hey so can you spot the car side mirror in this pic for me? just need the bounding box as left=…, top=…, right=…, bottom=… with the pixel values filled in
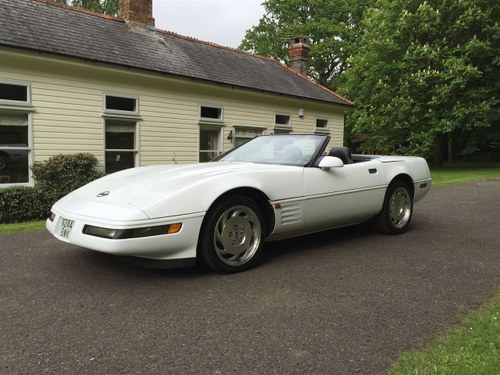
left=318, top=156, right=344, bottom=170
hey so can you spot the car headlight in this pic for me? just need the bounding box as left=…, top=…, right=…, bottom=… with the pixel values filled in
left=83, top=223, right=182, bottom=239
left=83, top=226, right=117, bottom=239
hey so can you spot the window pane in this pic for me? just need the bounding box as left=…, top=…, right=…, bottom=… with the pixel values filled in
left=0, top=114, right=29, bottom=184
left=199, top=129, right=220, bottom=162
left=200, top=106, right=222, bottom=120
left=235, top=138, right=249, bottom=147
left=274, top=129, right=290, bottom=135
left=234, top=128, right=263, bottom=147
left=275, top=114, right=290, bottom=126
left=105, top=120, right=136, bottom=173
left=105, top=151, right=135, bottom=174
left=199, top=151, right=217, bottom=162
left=0, top=83, right=28, bottom=102
left=316, top=119, right=328, bottom=128
left=105, top=96, right=136, bottom=112
left=200, top=129, right=218, bottom=151
left=105, top=121, right=135, bottom=150
left=0, top=149, right=29, bottom=183
left=0, top=124, right=29, bottom=146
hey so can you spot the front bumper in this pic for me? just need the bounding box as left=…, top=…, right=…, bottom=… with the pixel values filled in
left=46, top=208, right=205, bottom=261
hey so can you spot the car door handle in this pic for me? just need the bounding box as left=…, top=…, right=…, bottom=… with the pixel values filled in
left=369, top=168, right=377, bottom=174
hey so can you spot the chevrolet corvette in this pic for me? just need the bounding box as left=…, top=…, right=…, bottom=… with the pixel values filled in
left=47, top=134, right=431, bottom=273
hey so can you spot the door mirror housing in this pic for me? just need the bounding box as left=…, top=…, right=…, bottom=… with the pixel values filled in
left=318, top=156, right=344, bottom=170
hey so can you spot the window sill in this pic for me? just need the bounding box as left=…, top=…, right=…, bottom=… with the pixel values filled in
left=102, top=112, right=142, bottom=120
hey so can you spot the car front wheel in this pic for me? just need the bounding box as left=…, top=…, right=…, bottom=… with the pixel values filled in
left=198, top=196, right=265, bottom=273
left=372, top=180, right=413, bottom=234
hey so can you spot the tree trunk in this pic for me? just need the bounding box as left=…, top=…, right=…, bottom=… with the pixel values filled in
left=447, top=136, right=454, bottom=164
left=432, top=134, right=446, bottom=167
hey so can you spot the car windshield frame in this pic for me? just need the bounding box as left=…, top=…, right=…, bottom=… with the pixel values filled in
left=214, top=134, right=330, bottom=167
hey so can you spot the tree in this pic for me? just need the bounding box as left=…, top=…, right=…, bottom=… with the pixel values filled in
left=54, top=0, right=119, bottom=16
left=239, top=0, right=375, bottom=88
left=339, top=0, right=499, bottom=163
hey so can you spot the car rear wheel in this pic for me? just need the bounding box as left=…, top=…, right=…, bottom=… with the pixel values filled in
left=198, top=195, right=265, bottom=273
left=372, top=180, right=413, bottom=234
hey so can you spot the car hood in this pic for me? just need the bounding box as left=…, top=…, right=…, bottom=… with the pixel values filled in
left=58, top=162, right=303, bottom=219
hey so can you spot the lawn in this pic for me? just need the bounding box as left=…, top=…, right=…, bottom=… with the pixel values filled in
left=431, top=162, right=500, bottom=186
left=0, top=219, right=46, bottom=234
left=389, top=290, right=499, bottom=375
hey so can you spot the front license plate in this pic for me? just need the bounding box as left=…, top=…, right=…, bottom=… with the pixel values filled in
left=60, top=217, right=75, bottom=239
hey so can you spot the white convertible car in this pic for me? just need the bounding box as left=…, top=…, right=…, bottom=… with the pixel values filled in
left=47, top=134, right=431, bottom=273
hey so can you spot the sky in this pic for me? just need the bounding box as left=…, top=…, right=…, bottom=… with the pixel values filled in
left=153, top=0, right=266, bottom=49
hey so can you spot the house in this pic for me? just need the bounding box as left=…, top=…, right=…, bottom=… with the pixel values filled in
left=0, top=0, right=352, bottom=186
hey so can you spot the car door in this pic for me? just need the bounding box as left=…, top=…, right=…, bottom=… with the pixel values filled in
left=303, top=159, right=387, bottom=231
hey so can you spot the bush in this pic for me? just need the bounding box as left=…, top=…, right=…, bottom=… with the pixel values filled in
left=31, top=152, right=103, bottom=203
left=0, top=153, right=104, bottom=224
left=0, top=186, right=48, bottom=223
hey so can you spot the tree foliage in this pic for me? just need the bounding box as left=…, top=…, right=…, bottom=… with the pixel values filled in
left=339, top=0, right=499, bottom=162
left=239, top=0, right=375, bottom=87
left=54, top=0, right=119, bottom=16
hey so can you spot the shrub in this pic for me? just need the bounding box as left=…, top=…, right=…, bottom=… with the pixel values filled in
left=0, top=186, right=48, bottom=223
left=0, top=153, right=104, bottom=224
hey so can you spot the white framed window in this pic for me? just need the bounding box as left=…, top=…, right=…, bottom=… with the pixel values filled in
left=200, top=105, right=223, bottom=122
left=104, top=120, right=138, bottom=173
left=315, top=118, right=329, bottom=134
left=0, top=81, right=31, bottom=105
left=104, top=93, right=139, bottom=115
left=199, top=127, right=222, bottom=162
left=233, top=126, right=264, bottom=147
left=102, top=93, right=140, bottom=173
left=274, top=113, right=291, bottom=133
left=0, top=80, right=33, bottom=186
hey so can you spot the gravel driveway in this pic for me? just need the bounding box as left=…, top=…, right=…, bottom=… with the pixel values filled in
left=1, top=180, right=499, bottom=374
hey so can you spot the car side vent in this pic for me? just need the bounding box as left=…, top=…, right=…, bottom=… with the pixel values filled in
left=280, top=203, right=301, bottom=226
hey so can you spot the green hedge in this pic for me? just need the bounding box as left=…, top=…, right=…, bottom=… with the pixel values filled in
left=0, top=186, right=49, bottom=223
left=0, top=153, right=103, bottom=224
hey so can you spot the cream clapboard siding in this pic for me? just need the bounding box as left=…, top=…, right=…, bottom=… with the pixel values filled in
left=1, top=49, right=345, bottom=171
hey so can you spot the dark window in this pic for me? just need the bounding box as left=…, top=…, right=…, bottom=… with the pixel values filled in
left=105, top=120, right=136, bottom=173
left=275, top=114, right=291, bottom=126
left=0, top=83, right=28, bottom=102
left=0, top=114, right=30, bottom=184
left=105, top=96, right=137, bottom=112
left=199, top=128, right=221, bottom=162
left=200, top=106, right=222, bottom=120
left=316, top=119, right=328, bottom=128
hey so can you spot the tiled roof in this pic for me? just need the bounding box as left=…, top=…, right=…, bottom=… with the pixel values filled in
left=0, top=0, right=352, bottom=106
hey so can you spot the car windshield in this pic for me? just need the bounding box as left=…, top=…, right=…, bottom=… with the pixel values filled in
left=215, top=134, right=329, bottom=166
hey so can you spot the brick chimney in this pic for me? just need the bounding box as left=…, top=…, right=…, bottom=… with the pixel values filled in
left=119, top=0, right=155, bottom=28
left=289, top=37, right=310, bottom=76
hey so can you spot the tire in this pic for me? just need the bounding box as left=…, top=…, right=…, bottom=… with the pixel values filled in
left=198, top=195, right=265, bottom=273
left=372, top=180, right=413, bottom=234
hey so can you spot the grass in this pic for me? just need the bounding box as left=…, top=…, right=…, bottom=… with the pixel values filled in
left=0, top=220, right=46, bottom=234
left=389, top=291, right=500, bottom=375
left=430, top=162, right=500, bottom=186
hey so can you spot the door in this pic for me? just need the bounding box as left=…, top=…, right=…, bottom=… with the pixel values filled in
left=303, top=160, right=386, bottom=230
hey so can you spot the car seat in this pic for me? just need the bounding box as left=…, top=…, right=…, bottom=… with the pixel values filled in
left=329, top=147, right=352, bottom=164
